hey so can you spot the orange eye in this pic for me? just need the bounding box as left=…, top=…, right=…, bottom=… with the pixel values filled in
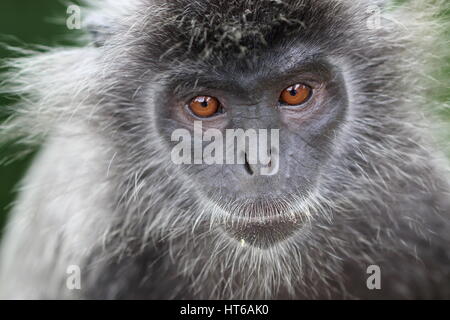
left=280, top=84, right=312, bottom=106
left=189, top=96, right=220, bottom=118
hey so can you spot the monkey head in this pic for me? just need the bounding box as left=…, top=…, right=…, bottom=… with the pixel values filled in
left=96, top=0, right=359, bottom=249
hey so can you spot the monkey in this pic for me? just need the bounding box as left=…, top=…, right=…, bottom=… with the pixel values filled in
left=0, top=0, right=449, bottom=299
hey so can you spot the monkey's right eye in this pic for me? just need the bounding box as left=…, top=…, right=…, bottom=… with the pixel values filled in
left=188, top=96, right=221, bottom=118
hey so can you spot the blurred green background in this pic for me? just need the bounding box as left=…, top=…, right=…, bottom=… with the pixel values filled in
left=0, top=1, right=448, bottom=236
left=0, top=0, right=74, bottom=233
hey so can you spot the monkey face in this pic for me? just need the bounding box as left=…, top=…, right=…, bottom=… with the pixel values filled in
left=84, top=0, right=365, bottom=251
left=102, top=0, right=357, bottom=249
left=151, top=47, right=349, bottom=248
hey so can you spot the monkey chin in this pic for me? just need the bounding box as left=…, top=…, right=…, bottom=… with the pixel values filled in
left=221, top=213, right=305, bottom=249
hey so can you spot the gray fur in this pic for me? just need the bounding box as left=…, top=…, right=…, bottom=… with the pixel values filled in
left=0, top=0, right=449, bottom=299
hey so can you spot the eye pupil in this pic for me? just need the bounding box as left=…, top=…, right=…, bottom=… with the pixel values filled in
left=289, top=89, right=297, bottom=96
left=201, top=100, right=208, bottom=107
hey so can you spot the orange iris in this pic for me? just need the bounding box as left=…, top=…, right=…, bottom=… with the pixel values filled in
left=189, top=96, right=220, bottom=118
left=280, top=84, right=312, bottom=106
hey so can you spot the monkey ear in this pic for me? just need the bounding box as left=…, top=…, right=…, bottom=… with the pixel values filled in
left=85, top=20, right=114, bottom=47
left=368, top=0, right=392, bottom=8
left=82, top=0, right=138, bottom=47
left=83, top=5, right=118, bottom=47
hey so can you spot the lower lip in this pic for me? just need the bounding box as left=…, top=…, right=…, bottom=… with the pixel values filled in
left=222, top=214, right=304, bottom=249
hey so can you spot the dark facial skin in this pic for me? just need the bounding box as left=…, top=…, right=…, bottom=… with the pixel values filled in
left=155, top=45, right=349, bottom=248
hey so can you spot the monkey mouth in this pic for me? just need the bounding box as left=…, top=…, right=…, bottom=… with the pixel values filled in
left=216, top=199, right=307, bottom=249
left=223, top=215, right=304, bottom=249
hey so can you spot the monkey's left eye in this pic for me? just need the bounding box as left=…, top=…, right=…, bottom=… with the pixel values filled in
left=188, top=96, right=221, bottom=118
left=280, top=84, right=312, bottom=106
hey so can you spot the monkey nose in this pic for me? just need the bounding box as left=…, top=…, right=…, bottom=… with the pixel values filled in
left=243, top=149, right=278, bottom=176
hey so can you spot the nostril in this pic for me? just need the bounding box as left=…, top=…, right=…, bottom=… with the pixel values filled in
left=244, top=153, right=254, bottom=176
left=268, top=149, right=272, bottom=168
